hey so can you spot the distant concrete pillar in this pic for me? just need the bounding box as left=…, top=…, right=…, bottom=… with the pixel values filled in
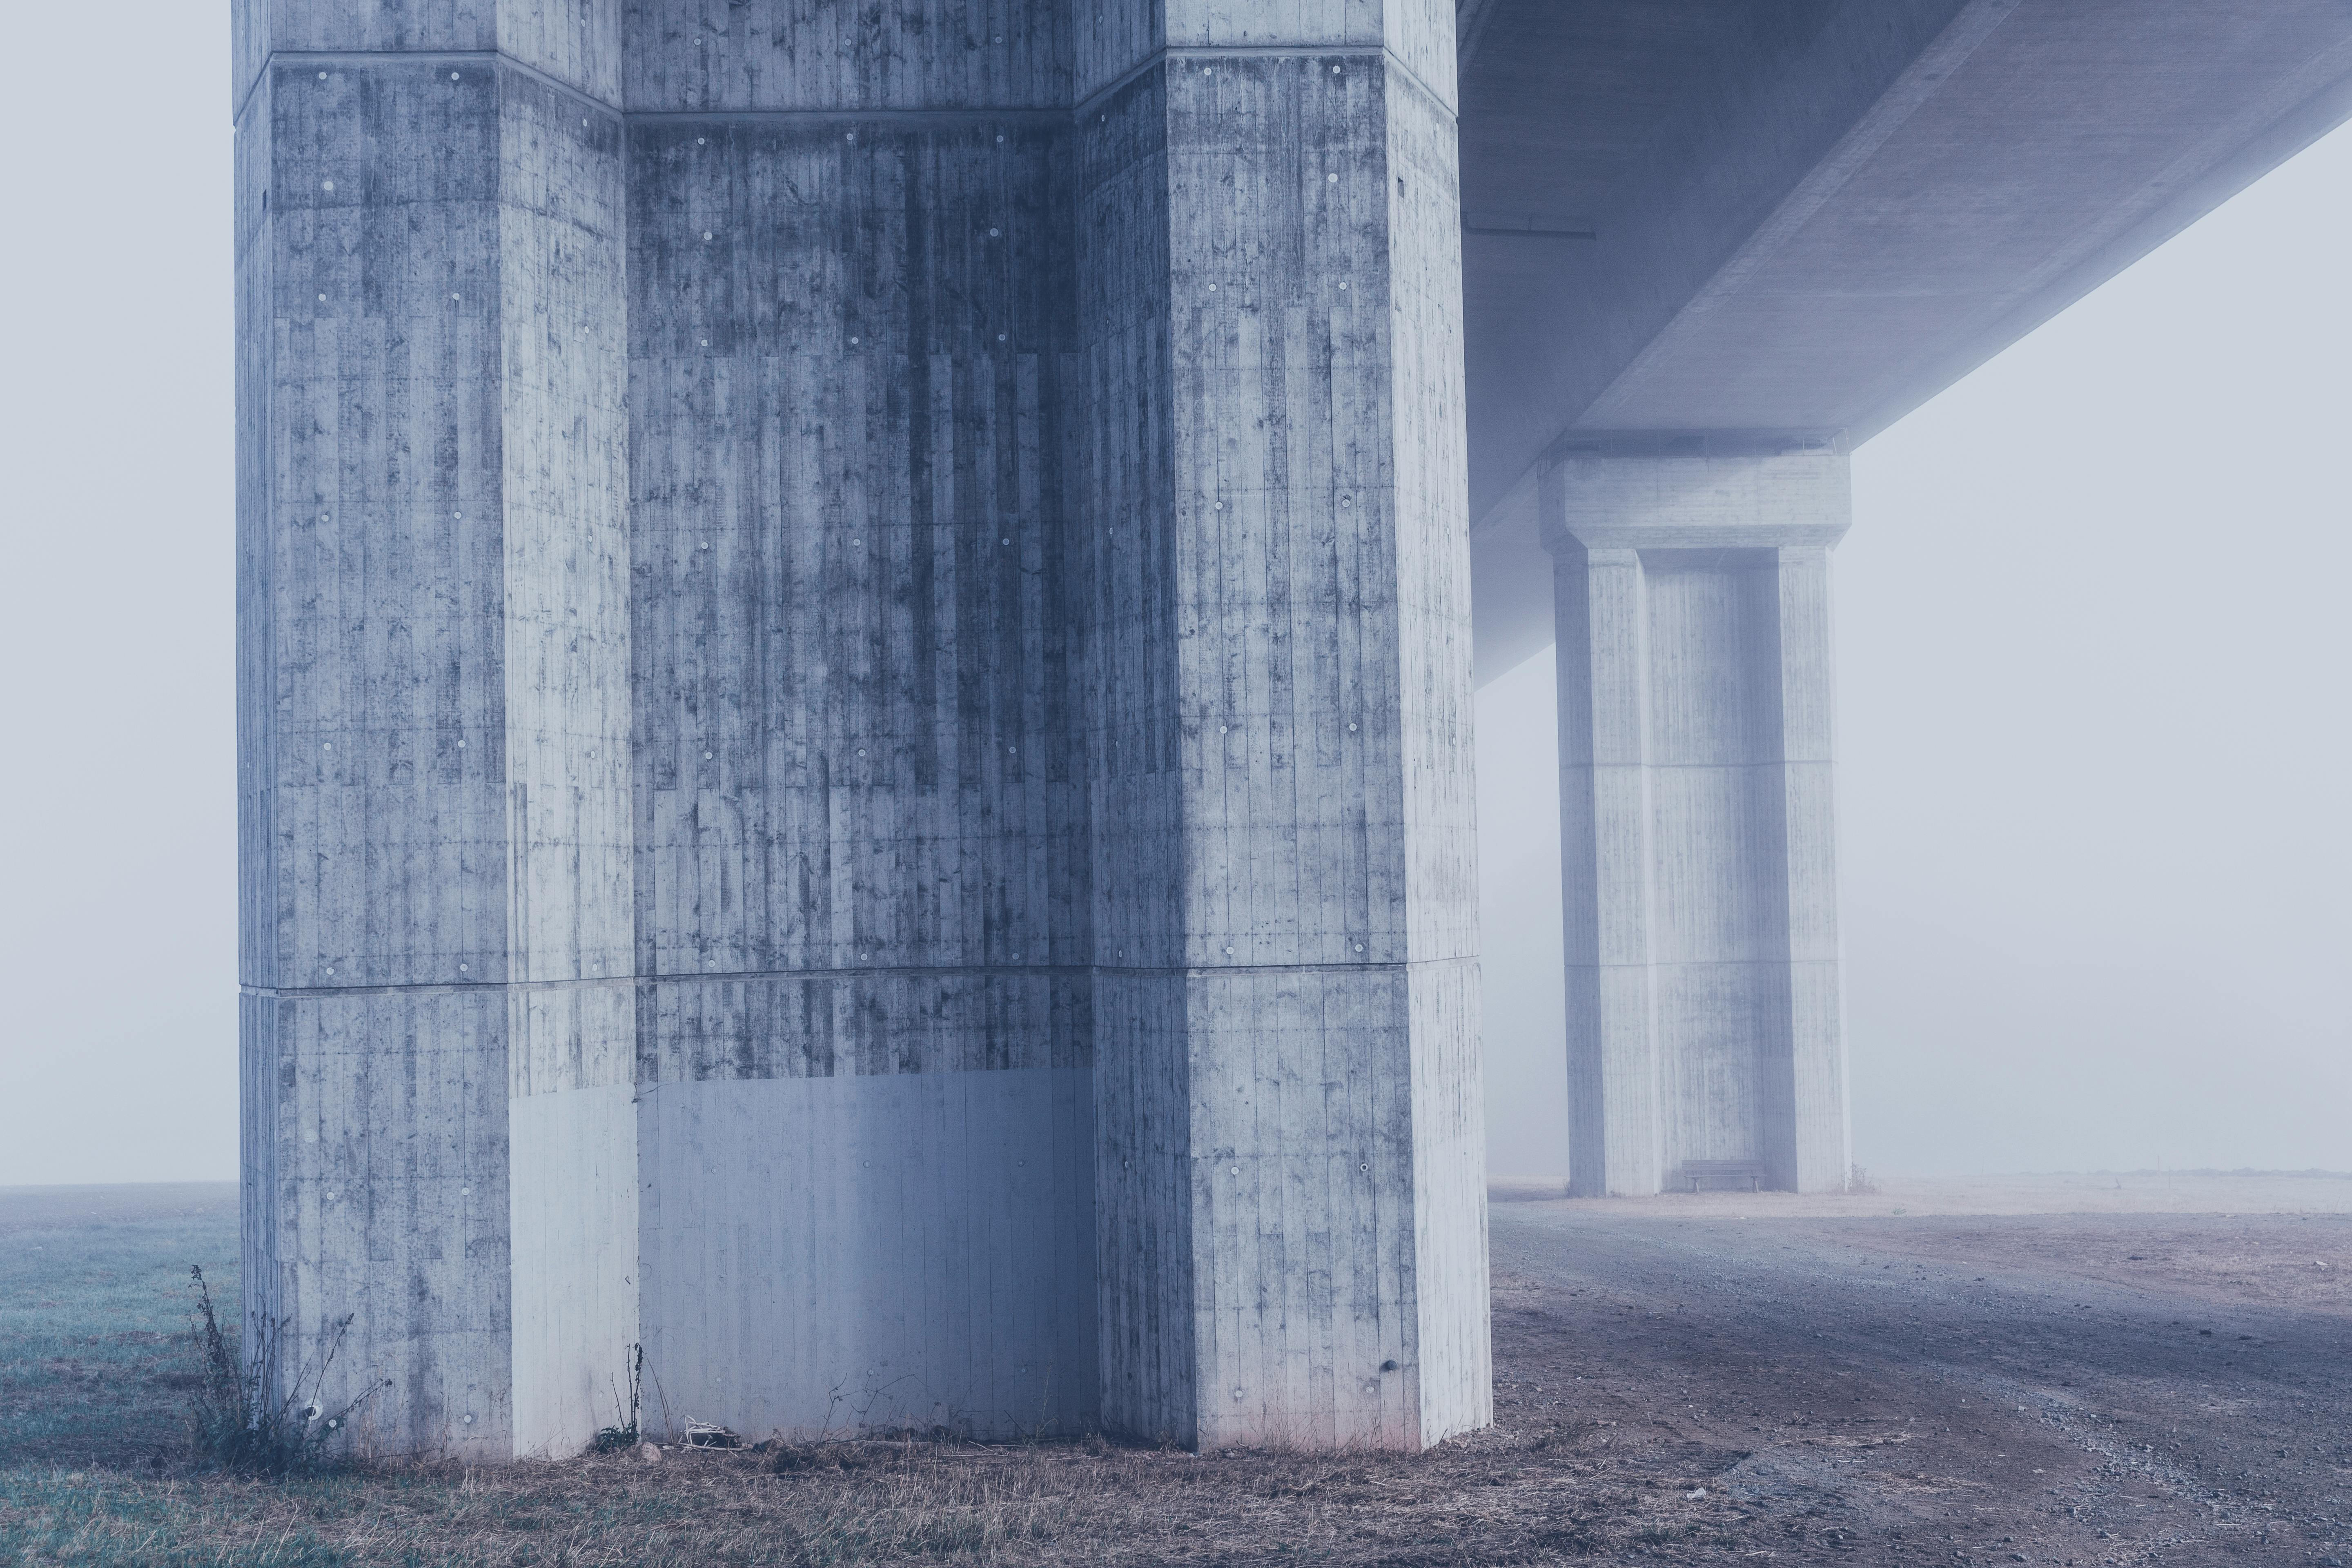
left=1078, top=4, right=1491, bottom=1450
left=234, top=2, right=635, bottom=1459
left=1543, top=449, right=1852, bottom=1197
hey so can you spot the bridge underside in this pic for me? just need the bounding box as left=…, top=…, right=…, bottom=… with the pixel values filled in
left=232, top=0, right=2352, bottom=1458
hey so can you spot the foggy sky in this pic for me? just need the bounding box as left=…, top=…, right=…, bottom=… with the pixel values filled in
left=0, top=5, right=2343, bottom=1185
left=1481, top=118, right=2352, bottom=1178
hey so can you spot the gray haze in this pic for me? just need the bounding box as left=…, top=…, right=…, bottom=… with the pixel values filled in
left=1483, top=118, right=2352, bottom=1179
left=0, top=7, right=2344, bottom=1185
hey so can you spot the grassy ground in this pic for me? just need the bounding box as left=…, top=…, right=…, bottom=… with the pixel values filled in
left=30, top=1179, right=2334, bottom=1564
left=0, top=1185, right=1748, bottom=1567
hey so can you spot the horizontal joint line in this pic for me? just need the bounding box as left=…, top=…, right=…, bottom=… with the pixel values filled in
left=246, top=49, right=622, bottom=127
left=241, top=956, right=1470, bottom=999
left=1074, top=43, right=1453, bottom=128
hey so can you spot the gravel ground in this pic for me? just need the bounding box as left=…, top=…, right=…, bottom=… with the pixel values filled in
left=1491, top=1178, right=2352, bottom=1565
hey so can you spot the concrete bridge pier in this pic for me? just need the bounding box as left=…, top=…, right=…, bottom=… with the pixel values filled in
left=234, top=0, right=1491, bottom=1459
left=1542, top=448, right=1853, bottom=1197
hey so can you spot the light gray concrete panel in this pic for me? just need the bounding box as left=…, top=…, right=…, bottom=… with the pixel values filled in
left=624, top=115, right=1085, bottom=982
left=1077, top=0, right=1458, bottom=104
left=1545, top=454, right=1850, bottom=1195
left=1406, top=957, right=1491, bottom=1446
left=509, top=1076, right=638, bottom=1454
left=1771, top=545, right=1851, bottom=1194
left=1549, top=528, right=1663, bottom=1198
left=635, top=1069, right=1094, bottom=1439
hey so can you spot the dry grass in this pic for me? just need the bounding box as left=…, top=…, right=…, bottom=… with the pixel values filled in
left=1, top=1437, right=1751, bottom=1567
left=0, top=1188, right=1765, bottom=1565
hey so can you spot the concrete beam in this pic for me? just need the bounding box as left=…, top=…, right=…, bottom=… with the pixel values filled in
left=1463, top=0, right=2352, bottom=685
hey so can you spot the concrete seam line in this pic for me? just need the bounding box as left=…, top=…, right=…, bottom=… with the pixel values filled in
left=239, top=48, right=621, bottom=129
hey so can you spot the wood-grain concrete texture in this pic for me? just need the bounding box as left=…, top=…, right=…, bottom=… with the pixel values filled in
left=621, top=5, right=1098, bottom=1438
left=237, top=0, right=1488, bottom=1458
left=1541, top=452, right=1850, bottom=1198
left=1077, top=0, right=1487, bottom=1451
left=236, top=0, right=636, bottom=1459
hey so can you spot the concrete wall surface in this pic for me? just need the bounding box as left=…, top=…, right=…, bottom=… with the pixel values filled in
left=236, top=0, right=1489, bottom=1457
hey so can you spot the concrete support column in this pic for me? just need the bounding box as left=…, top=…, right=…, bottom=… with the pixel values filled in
left=234, top=1, right=634, bottom=1459
left=1077, top=0, right=1491, bottom=1450
left=1543, top=450, right=1852, bottom=1196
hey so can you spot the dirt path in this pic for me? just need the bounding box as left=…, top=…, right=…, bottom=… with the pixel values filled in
left=1492, top=1195, right=2352, bottom=1564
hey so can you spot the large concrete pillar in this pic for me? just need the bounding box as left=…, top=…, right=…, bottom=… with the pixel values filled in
left=238, top=0, right=1487, bottom=1458
left=1077, top=2, right=1490, bottom=1450
left=234, top=2, right=636, bottom=1458
left=1544, top=448, right=1851, bottom=1197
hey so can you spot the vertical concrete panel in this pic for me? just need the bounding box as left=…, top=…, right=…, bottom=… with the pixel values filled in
left=1081, top=2, right=1488, bottom=1451
left=1544, top=453, right=1851, bottom=1195
left=495, top=61, right=642, bottom=1459
left=238, top=49, right=519, bottom=1460
left=509, top=1076, right=638, bottom=1453
left=241, top=992, right=512, bottom=1457
left=1550, top=531, right=1664, bottom=1197
left=238, top=8, right=633, bottom=1458
left=1644, top=555, right=1786, bottom=1181
left=621, top=5, right=1097, bottom=1439
left=1773, top=545, right=1851, bottom=1192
